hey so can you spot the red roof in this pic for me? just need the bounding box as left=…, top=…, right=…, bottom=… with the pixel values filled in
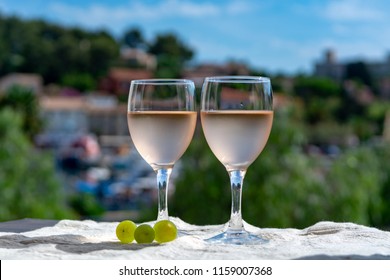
left=108, top=68, right=153, bottom=82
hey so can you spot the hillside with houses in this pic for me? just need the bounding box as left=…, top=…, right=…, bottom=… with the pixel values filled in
left=2, top=15, right=390, bottom=227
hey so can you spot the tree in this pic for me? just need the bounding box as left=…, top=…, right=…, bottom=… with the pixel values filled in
left=344, top=61, right=374, bottom=89
left=121, top=27, right=146, bottom=49
left=148, top=33, right=194, bottom=78
left=0, top=108, right=76, bottom=221
left=61, top=72, right=96, bottom=92
left=293, top=76, right=342, bottom=124
left=0, top=85, right=43, bottom=140
left=87, top=31, right=120, bottom=78
left=0, top=15, right=120, bottom=85
left=294, top=76, right=341, bottom=99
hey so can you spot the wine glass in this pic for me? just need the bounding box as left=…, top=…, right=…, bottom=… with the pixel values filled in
left=127, top=79, right=196, bottom=221
left=200, top=76, right=273, bottom=244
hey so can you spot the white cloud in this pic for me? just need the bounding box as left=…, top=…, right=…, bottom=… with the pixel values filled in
left=48, top=0, right=228, bottom=24
left=45, top=0, right=256, bottom=32
left=225, top=0, right=253, bottom=15
left=163, top=0, right=220, bottom=17
left=322, top=0, right=385, bottom=21
left=47, top=0, right=258, bottom=26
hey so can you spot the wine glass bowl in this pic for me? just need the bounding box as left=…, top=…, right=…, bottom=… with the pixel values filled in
left=200, top=76, right=273, bottom=244
left=127, top=79, right=196, bottom=221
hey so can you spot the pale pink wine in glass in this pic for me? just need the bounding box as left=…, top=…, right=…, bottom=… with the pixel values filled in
left=200, top=76, right=273, bottom=245
left=128, top=111, right=197, bottom=170
left=201, top=110, right=273, bottom=172
left=127, top=79, right=196, bottom=221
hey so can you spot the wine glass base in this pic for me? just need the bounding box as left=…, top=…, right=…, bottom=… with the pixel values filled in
left=205, top=230, right=268, bottom=245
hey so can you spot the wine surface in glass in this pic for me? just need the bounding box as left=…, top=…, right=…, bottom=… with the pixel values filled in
left=128, top=111, right=197, bottom=169
left=201, top=110, right=273, bottom=171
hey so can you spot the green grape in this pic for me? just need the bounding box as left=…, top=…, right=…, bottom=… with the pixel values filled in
left=134, top=224, right=155, bottom=244
left=153, top=220, right=178, bottom=243
left=116, top=220, right=137, bottom=244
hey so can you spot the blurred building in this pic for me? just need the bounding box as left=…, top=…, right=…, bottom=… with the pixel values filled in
left=314, top=49, right=390, bottom=98
left=314, top=49, right=390, bottom=80
left=37, top=95, right=128, bottom=148
left=87, top=97, right=128, bottom=136
left=313, top=49, right=345, bottom=82
left=120, top=47, right=157, bottom=70
left=183, top=62, right=250, bottom=86
left=99, top=67, right=153, bottom=96
left=366, top=53, right=390, bottom=79
left=0, top=73, right=43, bottom=94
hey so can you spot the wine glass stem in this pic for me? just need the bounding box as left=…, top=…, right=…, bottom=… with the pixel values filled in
left=156, top=168, right=172, bottom=221
left=228, top=170, right=246, bottom=231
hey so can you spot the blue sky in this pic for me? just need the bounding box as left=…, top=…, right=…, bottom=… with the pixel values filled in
left=1, top=0, right=390, bottom=74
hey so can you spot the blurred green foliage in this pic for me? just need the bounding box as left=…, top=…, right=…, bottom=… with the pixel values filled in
left=0, top=15, right=119, bottom=84
left=0, top=108, right=76, bottom=221
left=61, top=72, right=96, bottom=92
left=0, top=87, right=102, bottom=221
left=148, top=33, right=194, bottom=78
left=69, top=193, right=105, bottom=219
left=0, top=85, right=43, bottom=140
left=0, top=15, right=194, bottom=85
